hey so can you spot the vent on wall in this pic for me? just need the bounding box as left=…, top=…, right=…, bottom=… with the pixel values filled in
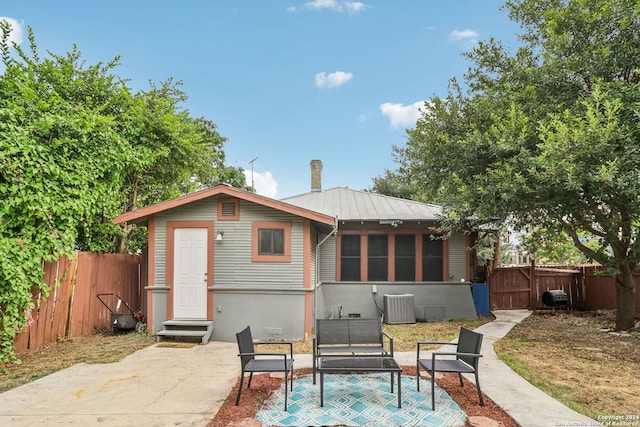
left=383, top=294, right=416, bottom=324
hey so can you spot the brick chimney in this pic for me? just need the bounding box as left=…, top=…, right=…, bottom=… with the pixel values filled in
left=310, top=159, right=323, bottom=192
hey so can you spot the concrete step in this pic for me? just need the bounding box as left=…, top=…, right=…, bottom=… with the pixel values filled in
left=162, top=320, right=213, bottom=327
left=156, top=320, right=214, bottom=345
left=162, top=321, right=213, bottom=332
left=156, top=330, right=208, bottom=337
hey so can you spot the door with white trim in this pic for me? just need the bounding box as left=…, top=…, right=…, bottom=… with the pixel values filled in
left=173, top=228, right=208, bottom=319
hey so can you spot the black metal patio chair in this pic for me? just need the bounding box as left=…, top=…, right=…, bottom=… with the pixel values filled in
left=235, top=326, right=294, bottom=411
left=416, top=326, right=485, bottom=410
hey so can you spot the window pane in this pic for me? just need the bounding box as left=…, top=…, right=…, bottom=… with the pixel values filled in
left=422, top=234, right=443, bottom=281
left=423, top=235, right=443, bottom=256
left=395, top=258, right=415, bottom=281
left=423, top=258, right=443, bottom=281
left=258, top=229, right=284, bottom=255
left=368, top=235, right=388, bottom=256
left=341, top=235, right=361, bottom=256
left=272, top=229, right=284, bottom=254
left=258, top=229, right=271, bottom=253
left=368, top=235, right=388, bottom=281
left=395, top=234, right=415, bottom=281
left=341, top=235, right=361, bottom=281
left=368, top=259, right=388, bottom=281
left=395, top=234, right=415, bottom=256
left=341, top=259, right=360, bottom=281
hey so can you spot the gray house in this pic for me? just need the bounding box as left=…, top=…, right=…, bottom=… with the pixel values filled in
left=114, top=160, right=478, bottom=343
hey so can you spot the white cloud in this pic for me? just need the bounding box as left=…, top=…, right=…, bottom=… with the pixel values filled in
left=291, top=0, right=368, bottom=15
left=306, top=0, right=341, bottom=10
left=449, top=29, right=478, bottom=41
left=0, top=17, right=24, bottom=45
left=379, top=101, right=425, bottom=129
left=315, top=71, right=353, bottom=89
left=243, top=169, right=278, bottom=198
left=343, top=2, right=367, bottom=14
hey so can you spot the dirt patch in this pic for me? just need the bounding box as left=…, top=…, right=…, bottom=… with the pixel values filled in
left=494, top=309, right=640, bottom=419
left=0, top=329, right=155, bottom=393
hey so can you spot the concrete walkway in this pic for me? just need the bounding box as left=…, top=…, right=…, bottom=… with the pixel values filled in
left=0, top=341, right=240, bottom=426
left=0, top=310, right=600, bottom=426
left=467, top=310, right=598, bottom=427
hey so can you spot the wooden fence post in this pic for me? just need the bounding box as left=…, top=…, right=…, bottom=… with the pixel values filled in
left=529, top=258, right=536, bottom=310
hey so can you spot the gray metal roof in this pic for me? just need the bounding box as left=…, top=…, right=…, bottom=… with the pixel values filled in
left=281, top=187, right=443, bottom=222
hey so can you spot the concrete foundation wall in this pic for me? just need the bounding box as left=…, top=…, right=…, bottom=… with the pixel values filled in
left=211, top=289, right=307, bottom=342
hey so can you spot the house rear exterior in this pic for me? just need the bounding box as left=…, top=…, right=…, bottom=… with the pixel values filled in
left=114, top=161, right=479, bottom=343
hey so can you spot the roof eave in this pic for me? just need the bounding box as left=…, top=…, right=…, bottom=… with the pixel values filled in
left=114, top=184, right=336, bottom=226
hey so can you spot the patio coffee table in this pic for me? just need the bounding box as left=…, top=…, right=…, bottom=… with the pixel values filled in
left=317, top=356, right=403, bottom=408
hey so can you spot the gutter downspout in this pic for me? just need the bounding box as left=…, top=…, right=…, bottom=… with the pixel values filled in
left=313, top=216, right=339, bottom=331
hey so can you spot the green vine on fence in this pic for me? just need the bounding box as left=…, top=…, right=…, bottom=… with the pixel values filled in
left=0, top=24, right=128, bottom=363
left=0, top=18, right=247, bottom=362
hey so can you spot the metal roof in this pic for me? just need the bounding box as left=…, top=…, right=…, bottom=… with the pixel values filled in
left=281, top=187, right=443, bottom=222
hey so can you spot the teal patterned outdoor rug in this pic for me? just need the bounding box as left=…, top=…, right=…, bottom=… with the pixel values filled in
left=256, top=373, right=467, bottom=427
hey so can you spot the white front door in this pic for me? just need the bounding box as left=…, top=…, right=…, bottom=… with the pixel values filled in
left=173, top=228, right=208, bottom=319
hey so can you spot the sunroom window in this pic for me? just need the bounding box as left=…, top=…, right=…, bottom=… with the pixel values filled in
left=340, top=234, right=361, bottom=281
left=422, top=234, right=443, bottom=281
left=395, top=234, right=416, bottom=281
left=367, top=234, right=388, bottom=281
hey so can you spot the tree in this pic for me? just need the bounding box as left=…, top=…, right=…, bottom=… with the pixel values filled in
left=394, top=0, right=640, bottom=330
left=369, top=169, right=416, bottom=200
left=114, top=79, right=247, bottom=253
left=0, top=24, right=134, bottom=361
left=0, top=23, right=247, bottom=361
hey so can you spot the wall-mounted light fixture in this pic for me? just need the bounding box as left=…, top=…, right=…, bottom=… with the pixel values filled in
left=216, top=230, right=224, bottom=241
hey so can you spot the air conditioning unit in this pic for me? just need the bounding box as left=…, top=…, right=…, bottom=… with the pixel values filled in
left=383, top=294, right=416, bottom=324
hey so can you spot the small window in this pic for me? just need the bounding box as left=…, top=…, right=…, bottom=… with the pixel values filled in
left=258, top=228, right=284, bottom=255
left=252, top=222, right=291, bottom=262
left=217, top=198, right=239, bottom=220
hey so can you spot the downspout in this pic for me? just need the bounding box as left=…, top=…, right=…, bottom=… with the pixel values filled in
left=313, top=216, right=339, bottom=330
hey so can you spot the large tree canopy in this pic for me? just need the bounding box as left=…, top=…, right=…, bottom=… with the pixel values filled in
left=0, top=24, right=246, bottom=362
left=393, top=0, right=640, bottom=330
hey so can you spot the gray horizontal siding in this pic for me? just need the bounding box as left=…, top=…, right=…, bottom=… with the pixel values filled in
left=153, top=198, right=309, bottom=288
left=448, top=233, right=467, bottom=282
left=213, top=201, right=305, bottom=287
left=318, top=233, right=337, bottom=283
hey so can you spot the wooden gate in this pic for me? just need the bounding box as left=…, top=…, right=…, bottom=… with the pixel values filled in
left=488, top=266, right=532, bottom=309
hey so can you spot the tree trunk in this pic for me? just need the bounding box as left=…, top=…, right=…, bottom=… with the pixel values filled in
left=117, top=223, right=133, bottom=254
left=614, top=261, right=637, bottom=331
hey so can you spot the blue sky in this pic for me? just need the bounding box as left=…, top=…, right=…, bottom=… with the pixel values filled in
left=2, top=1, right=520, bottom=199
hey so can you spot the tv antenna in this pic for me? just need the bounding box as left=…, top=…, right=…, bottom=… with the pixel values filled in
left=248, top=157, right=258, bottom=189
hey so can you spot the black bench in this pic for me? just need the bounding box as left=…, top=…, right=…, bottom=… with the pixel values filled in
left=312, top=317, right=394, bottom=384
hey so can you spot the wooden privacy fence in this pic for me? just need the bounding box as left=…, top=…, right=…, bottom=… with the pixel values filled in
left=13, top=252, right=143, bottom=354
left=487, top=264, right=640, bottom=312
